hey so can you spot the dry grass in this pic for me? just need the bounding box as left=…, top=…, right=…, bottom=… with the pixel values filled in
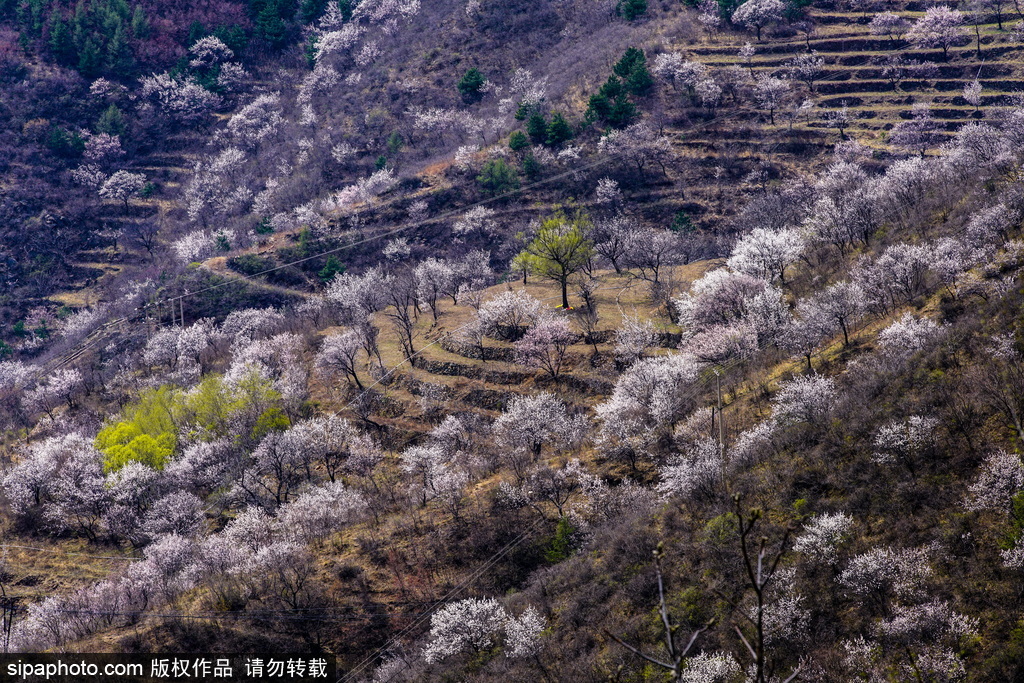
left=2, top=537, right=137, bottom=601
left=307, top=261, right=724, bottom=425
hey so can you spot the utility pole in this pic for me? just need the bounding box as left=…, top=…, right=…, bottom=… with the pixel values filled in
left=717, top=369, right=726, bottom=484
left=0, top=551, right=14, bottom=653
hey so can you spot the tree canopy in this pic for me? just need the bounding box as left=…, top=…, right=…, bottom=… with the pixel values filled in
left=516, top=212, right=595, bottom=309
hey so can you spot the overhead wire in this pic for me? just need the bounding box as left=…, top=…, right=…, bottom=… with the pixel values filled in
left=27, top=48, right=900, bottom=383
left=10, top=44, right=999, bottom=668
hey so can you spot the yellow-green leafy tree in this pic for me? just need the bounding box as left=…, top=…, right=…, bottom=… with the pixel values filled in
left=95, top=386, right=179, bottom=472
left=516, top=212, right=595, bottom=309
left=96, top=372, right=290, bottom=473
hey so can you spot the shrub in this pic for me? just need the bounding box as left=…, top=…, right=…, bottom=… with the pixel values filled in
left=526, top=112, right=548, bottom=144
left=96, top=374, right=289, bottom=473
left=228, top=254, right=273, bottom=276
left=545, top=113, right=574, bottom=147
left=46, top=127, right=85, bottom=159
left=476, top=158, right=520, bottom=195
left=616, top=0, right=648, bottom=20
left=318, top=256, right=345, bottom=282
left=95, top=386, right=179, bottom=473
left=545, top=517, right=577, bottom=562
left=255, top=217, right=274, bottom=235
left=671, top=210, right=695, bottom=233
left=522, top=152, right=542, bottom=180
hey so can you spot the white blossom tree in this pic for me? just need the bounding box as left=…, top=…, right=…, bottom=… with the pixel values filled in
left=869, top=11, right=910, bottom=44
left=792, top=512, right=854, bottom=566
left=657, top=437, right=722, bottom=501
left=615, top=315, right=658, bottom=366
left=400, top=443, right=449, bottom=506
left=596, top=353, right=702, bottom=466
left=732, top=0, right=786, bottom=41
left=727, top=227, right=805, bottom=286
left=852, top=243, right=931, bottom=312
left=3, top=433, right=93, bottom=518
left=188, top=36, right=234, bottom=68
left=423, top=598, right=510, bottom=663
left=83, top=133, right=124, bottom=165
left=138, top=73, right=221, bottom=125
left=227, top=93, right=284, bottom=148
left=142, top=491, right=205, bottom=538
left=877, top=313, right=941, bottom=362
left=590, top=214, right=635, bottom=274
left=963, top=78, right=982, bottom=112
left=674, top=269, right=769, bottom=332
left=476, top=289, right=545, bottom=341
left=497, top=392, right=586, bottom=455
left=907, top=6, right=967, bottom=60
left=504, top=606, right=546, bottom=659
left=317, top=329, right=366, bottom=390
left=414, top=258, right=457, bottom=320
left=786, top=51, right=825, bottom=92
left=684, top=320, right=759, bottom=366
left=753, top=75, right=791, bottom=124
left=25, top=368, right=83, bottom=419
left=839, top=546, right=931, bottom=610
left=965, top=450, right=1024, bottom=512
left=99, top=171, right=147, bottom=210
left=890, top=103, right=943, bottom=156
left=277, top=481, right=366, bottom=542
left=598, top=122, right=672, bottom=176
left=872, top=415, right=939, bottom=474
left=42, top=445, right=110, bottom=541
left=771, top=374, right=837, bottom=425
left=624, top=228, right=690, bottom=288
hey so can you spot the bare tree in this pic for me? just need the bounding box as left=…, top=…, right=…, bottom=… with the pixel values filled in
left=605, top=543, right=714, bottom=680
left=383, top=271, right=419, bottom=363
left=725, top=496, right=799, bottom=683
left=124, top=221, right=161, bottom=261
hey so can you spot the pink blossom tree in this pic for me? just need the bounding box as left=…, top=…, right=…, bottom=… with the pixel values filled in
left=514, top=316, right=577, bottom=379
left=907, top=6, right=967, bottom=60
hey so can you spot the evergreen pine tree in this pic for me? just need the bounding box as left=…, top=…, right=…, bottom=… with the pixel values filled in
left=546, top=113, right=574, bottom=147
left=526, top=112, right=548, bottom=144
left=48, top=13, right=76, bottom=66
left=97, top=103, right=126, bottom=137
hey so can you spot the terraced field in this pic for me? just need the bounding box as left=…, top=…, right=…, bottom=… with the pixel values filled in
left=692, top=7, right=1024, bottom=142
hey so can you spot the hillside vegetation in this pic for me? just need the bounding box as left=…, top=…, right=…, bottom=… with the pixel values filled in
left=4, top=0, right=1024, bottom=681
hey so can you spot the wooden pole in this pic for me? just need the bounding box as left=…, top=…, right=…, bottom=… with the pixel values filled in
left=717, top=370, right=726, bottom=484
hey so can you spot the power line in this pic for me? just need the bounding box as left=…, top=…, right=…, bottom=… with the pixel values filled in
left=9, top=50, right=996, bottom=664
left=0, top=544, right=141, bottom=562
left=339, top=517, right=546, bottom=683
left=27, top=50, right=903, bottom=384
left=143, top=106, right=759, bottom=311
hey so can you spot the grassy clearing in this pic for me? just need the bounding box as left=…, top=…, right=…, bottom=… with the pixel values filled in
left=310, top=262, right=722, bottom=424
left=2, top=538, right=138, bottom=600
